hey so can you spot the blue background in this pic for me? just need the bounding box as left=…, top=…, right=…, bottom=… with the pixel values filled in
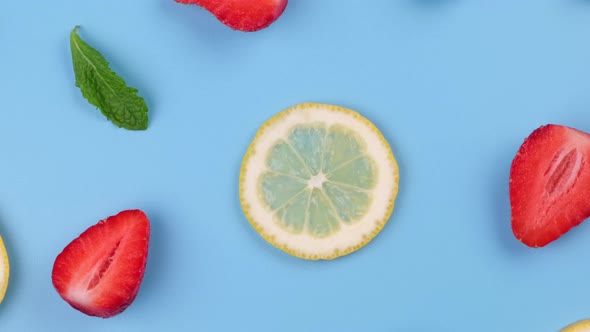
left=1, top=0, right=590, bottom=331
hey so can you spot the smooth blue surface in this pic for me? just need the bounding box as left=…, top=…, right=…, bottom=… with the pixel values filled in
left=1, top=0, right=590, bottom=331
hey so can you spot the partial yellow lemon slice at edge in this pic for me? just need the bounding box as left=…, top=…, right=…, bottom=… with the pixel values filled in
left=0, top=234, right=9, bottom=304
left=239, top=102, right=399, bottom=260
left=562, top=320, right=590, bottom=332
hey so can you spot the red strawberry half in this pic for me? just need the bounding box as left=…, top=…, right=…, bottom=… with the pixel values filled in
left=52, top=210, right=150, bottom=318
left=175, top=0, right=288, bottom=32
left=510, top=124, right=590, bottom=247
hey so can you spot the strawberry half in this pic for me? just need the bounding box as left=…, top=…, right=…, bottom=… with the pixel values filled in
left=175, top=0, right=288, bottom=32
left=52, top=210, right=150, bottom=318
left=510, top=124, right=590, bottom=247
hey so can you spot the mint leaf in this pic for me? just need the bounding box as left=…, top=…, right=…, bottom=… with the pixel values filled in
left=70, top=26, right=148, bottom=130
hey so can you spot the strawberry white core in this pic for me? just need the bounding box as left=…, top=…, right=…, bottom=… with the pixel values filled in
left=63, top=239, right=122, bottom=308
left=65, top=287, right=93, bottom=308
left=544, top=148, right=583, bottom=197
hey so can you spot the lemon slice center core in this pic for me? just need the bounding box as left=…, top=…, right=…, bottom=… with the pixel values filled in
left=308, top=173, right=327, bottom=189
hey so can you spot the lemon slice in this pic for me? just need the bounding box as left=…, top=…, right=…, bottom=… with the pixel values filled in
left=562, top=320, right=590, bottom=332
left=0, top=234, right=9, bottom=304
left=239, top=103, right=399, bottom=260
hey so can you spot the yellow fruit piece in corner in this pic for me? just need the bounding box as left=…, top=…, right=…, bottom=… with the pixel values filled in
left=0, top=234, right=8, bottom=304
left=562, top=319, right=590, bottom=332
left=239, top=102, right=400, bottom=260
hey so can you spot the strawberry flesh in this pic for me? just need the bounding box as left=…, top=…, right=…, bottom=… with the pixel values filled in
left=175, top=0, right=288, bottom=32
left=52, top=210, right=150, bottom=318
left=510, top=124, right=590, bottom=247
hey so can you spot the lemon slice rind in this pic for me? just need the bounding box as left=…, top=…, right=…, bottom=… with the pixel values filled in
left=0, top=234, right=9, bottom=304
left=239, top=102, right=399, bottom=260
left=562, top=320, right=590, bottom=332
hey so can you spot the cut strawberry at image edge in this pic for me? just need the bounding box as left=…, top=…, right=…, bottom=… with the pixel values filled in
left=509, top=124, right=590, bottom=248
left=175, top=0, right=288, bottom=32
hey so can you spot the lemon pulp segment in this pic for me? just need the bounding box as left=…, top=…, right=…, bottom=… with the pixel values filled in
left=240, top=103, right=399, bottom=260
left=261, top=123, right=375, bottom=237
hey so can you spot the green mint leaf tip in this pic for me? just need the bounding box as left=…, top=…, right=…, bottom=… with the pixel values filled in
left=70, top=26, right=149, bottom=131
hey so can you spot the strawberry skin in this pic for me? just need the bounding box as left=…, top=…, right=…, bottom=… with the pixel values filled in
left=175, top=0, right=288, bottom=32
left=52, top=210, right=150, bottom=318
left=510, top=124, right=590, bottom=247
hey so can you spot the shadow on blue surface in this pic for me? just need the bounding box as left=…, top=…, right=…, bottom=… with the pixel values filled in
left=0, top=214, right=17, bottom=313
left=137, top=208, right=170, bottom=304
left=159, top=0, right=259, bottom=52
left=489, top=144, right=531, bottom=256
left=412, top=0, right=457, bottom=6
left=406, top=0, right=458, bottom=10
left=392, top=328, right=452, bottom=332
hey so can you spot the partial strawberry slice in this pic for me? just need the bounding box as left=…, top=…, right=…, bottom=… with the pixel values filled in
left=510, top=124, right=590, bottom=247
left=52, top=210, right=150, bottom=318
left=175, top=0, right=288, bottom=32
